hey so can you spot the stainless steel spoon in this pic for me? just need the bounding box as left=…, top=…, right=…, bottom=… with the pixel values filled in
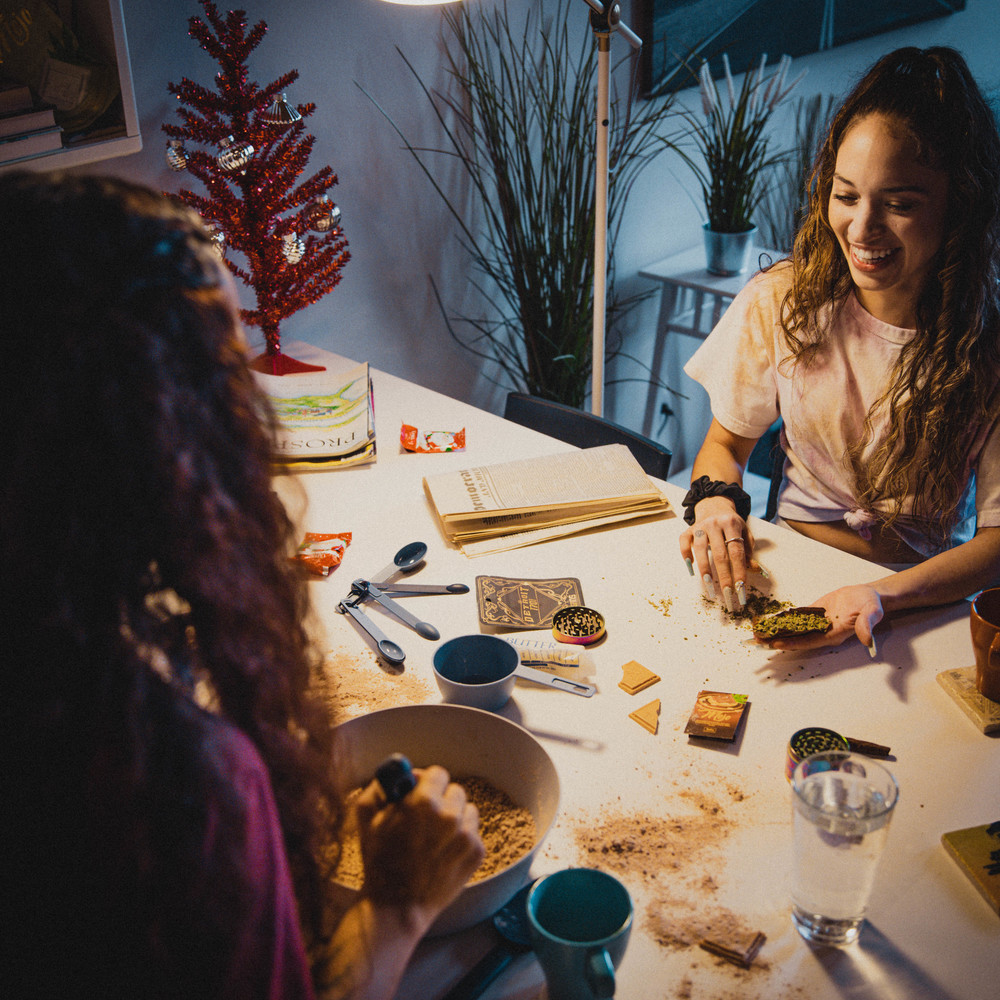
left=514, top=664, right=596, bottom=697
left=336, top=597, right=405, bottom=665
left=352, top=580, right=439, bottom=640
left=369, top=581, right=470, bottom=595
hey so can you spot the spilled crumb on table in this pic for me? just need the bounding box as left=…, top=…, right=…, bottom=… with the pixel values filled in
left=649, top=595, right=673, bottom=617
left=318, top=649, right=432, bottom=719
left=569, top=780, right=775, bottom=991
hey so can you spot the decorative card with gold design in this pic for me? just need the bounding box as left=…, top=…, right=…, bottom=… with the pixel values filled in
left=475, top=576, right=584, bottom=629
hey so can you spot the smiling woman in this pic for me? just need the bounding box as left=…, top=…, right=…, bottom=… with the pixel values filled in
left=675, top=46, right=1000, bottom=658
left=828, top=112, right=950, bottom=328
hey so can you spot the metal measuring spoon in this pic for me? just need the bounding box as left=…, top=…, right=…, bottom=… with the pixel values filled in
left=370, top=581, right=470, bottom=595
left=440, top=883, right=533, bottom=1000
left=353, top=580, right=440, bottom=640
left=514, top=664, right=596, bottom=697
left=371, top=541, right=427, bottom=586
left=336, top=597, right=405, bottom=665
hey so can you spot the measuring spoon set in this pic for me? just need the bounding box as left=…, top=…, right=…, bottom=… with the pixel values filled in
left=336, top=541, right=596, bottom=697
left=336, top=542, right=468, bottom=665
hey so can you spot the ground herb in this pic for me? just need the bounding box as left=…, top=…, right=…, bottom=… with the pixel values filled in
left=751, top=608, right=831, bottom=639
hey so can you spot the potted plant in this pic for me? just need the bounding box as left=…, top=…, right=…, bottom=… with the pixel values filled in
left=675, top=53, right=804, bottom=275
left=757, top=92, right=836, bottom=254
left=365, top=0, right=683, bottom=408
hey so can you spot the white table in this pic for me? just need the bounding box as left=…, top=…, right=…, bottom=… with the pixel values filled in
left=276, top=344, right=999, bottom=1000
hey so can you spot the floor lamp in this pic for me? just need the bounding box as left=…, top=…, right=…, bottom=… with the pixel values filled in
left=581, top=1, right=641, bottom=416
left=380, top=0, right=641, bottom=417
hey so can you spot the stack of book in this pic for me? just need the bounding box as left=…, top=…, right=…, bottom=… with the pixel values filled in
left=0, top=82, right=62, bottom=165
left=424, top=444, right=673, bottom=556
left=253, top=360, right=376, bottom=471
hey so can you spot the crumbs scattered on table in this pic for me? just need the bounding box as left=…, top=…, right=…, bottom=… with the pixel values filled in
left=320, top=649, right=431, bottom=718
left=649, top=596, right=673, bottom=617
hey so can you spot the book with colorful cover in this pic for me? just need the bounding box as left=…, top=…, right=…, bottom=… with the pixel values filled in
left=253, top=361, right=375, bottom=471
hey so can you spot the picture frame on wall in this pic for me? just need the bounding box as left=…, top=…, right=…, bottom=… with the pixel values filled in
left=635, top=0, right=966, bottom=97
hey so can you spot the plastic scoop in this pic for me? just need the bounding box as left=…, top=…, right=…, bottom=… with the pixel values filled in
left=371, top=541, right=427, bottom=585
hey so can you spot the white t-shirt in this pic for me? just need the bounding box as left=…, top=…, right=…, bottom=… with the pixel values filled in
left=685, top=262, right=1000, bottom=557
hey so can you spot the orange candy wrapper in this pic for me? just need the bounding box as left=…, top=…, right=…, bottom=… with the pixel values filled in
left=400, top=423, right=465, bottom=453
left=292, top=532, right=352, bottom=576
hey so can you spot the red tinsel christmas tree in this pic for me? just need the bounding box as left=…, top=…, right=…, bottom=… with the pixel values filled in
left=163, top=0, right=349, bottom=375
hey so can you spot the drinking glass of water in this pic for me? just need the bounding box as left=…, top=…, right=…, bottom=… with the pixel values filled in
left=790, top=751, right=899, bottom=946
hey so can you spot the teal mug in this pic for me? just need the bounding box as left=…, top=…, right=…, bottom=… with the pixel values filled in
left=526, top=868, right=632, bottom=1000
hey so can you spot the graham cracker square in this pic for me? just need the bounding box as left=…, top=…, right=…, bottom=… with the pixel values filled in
left=619, top=660, right=660, bottom=695
left=629, top=698, right=660, bottom=735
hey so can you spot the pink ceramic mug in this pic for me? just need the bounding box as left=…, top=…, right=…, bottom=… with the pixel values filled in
left=970, top=588, right=1000, bottom=702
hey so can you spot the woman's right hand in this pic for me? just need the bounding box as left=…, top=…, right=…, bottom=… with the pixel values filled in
left=679, top=496, right=754, bottom=613
left=353, top=765, right=485, bottom=932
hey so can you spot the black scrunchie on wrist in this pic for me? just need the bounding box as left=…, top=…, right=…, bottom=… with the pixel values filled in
left=682, top=475, right=752, bottom=525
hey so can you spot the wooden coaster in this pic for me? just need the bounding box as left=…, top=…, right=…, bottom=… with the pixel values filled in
left=936, top=667, right=1000, bottom=734
left=618, top=660, right=660, bottom=695
left=941, top=823, right=1000, bottom=915
left=629, top=699, right=660, bottom=735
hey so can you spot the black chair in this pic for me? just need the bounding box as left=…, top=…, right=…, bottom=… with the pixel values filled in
left=503, top=392, right=672, bottom=481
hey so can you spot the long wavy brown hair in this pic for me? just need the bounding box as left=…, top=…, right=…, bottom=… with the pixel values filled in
left=783, top=47, right=1000, bottom=542
left=1, top=173, right=341, bottom=996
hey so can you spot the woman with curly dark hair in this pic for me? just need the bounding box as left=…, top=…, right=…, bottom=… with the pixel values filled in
left=0, top=172, right=483, bottom=999
left=678, top=47, right=1000, bottom=653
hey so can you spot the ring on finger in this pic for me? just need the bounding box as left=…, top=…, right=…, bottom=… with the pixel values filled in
left=724, top=537, right=742, bottom=545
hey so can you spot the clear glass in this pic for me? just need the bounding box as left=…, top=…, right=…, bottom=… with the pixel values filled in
left=790, top=751, right=898, bottom=945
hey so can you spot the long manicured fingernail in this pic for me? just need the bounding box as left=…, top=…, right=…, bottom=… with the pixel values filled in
left=868, top=636, right=877, bottom=659
left=735, top=580, right=747, bottom=606
left=702, top=574, right=716, bottom=600
left=685, top=557, right=694, bottom=577
left=723, top=586, right=735, bottom=614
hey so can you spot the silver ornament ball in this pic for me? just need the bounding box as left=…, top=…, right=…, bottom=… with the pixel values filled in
left=282, top=232, right=306, bottom=264
left=165, top=139, right=188, bottom=171
left=217, top=135, right=254, bottom=173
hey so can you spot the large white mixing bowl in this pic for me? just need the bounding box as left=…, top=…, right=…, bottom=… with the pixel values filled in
left=331, top=703, right=560, bottom=935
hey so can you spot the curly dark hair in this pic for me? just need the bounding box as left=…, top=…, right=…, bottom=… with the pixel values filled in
left=784, top=47, right=1000, bottom=540
left=1, top=173, right=341, bottom=995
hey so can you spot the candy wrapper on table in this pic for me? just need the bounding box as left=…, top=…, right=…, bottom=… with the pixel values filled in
left=400, top=423, right=465, bottom=453
left=292, top=532, right=352, bottom=576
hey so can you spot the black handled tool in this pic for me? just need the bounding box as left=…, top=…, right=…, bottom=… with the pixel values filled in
left=375, top=753, right=417, bottom=803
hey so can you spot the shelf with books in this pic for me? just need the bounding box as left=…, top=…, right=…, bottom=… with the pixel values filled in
left=0, top=0, right=140, bottom=175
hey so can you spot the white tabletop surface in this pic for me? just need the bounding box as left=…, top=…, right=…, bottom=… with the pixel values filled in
left=273, top=344, right=998, bottom=1000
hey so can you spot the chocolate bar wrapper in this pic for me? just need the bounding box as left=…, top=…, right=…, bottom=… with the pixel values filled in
left=684, top=690, right=749, bottom=741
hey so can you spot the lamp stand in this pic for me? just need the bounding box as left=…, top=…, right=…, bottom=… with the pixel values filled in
left=583, top=0, right=640, bottom=416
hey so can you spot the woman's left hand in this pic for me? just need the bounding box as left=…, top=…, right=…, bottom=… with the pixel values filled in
left=761, top=584, right=884, bottom=655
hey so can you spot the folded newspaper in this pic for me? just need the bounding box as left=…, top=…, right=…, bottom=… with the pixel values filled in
left=423, top=444, right=672, bottom=555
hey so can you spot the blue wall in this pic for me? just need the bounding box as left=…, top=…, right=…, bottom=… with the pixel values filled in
left=90, top=0, right=999, bottom=464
